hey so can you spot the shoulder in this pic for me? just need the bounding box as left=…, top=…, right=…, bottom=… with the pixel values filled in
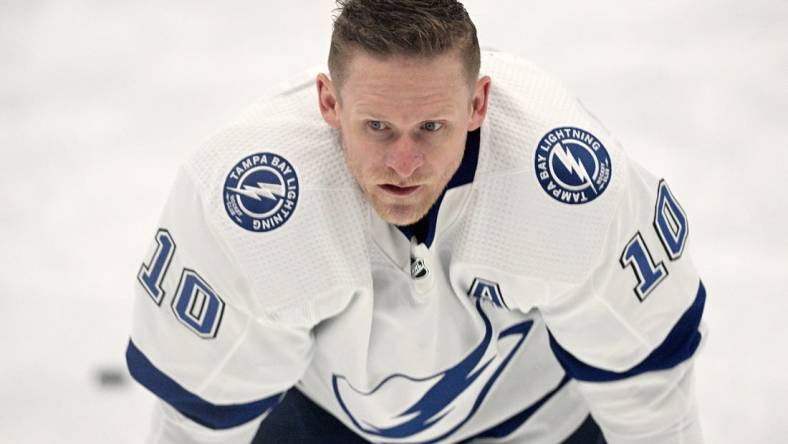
left=477, top=50, right=622, bottom=185
left=465, top=51, right=634, bottom=284
left=461, top=53, right=705, bottom=374
left=185, top=67, right=355, bottom=196
left=166, top=68, right=371, bottom=325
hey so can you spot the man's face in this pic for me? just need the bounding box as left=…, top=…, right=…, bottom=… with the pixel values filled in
left=318, top=51, right=490, bottom=226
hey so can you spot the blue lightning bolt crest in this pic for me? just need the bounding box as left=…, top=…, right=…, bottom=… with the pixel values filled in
left=534, top=127, right=612, bottom=205
left=223, top=152, right=300, bottom=232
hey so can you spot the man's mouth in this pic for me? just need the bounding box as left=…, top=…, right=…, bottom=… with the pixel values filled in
left=379, top=184, right=420, bottom=196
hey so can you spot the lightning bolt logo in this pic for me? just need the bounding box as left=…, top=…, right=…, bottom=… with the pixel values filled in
left=227, top=182, right=285, bottom=201
left=553, top=142, right=597, bottom=194
left=222, top=152, right=300, bottom=232
left=535, top=128, right=611, bottom=205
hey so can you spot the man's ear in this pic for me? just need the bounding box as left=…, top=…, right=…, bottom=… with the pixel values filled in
left=317, top=73, right=341, bottom=129
left=468, top=76, right=491, bottom=131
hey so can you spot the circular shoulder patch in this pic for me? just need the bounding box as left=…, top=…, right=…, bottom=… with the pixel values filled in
left=534, top=127, right=612, bottom=205
left=223, top=152, right=299, bottom=232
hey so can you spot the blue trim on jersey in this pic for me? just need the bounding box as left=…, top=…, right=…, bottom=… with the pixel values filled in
left=547, top=280, right=706, bottom=382
left=125, top=340, right=282, bottom=429
left=398, top=129, right=480, bottom=247
left=446, top=128, right=481, bottom=190
left=463, top=374, right=571, bottom=442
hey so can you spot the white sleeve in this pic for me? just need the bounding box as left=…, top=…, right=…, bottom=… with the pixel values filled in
left=145, top=402, right=268, bottom=444
left=575, top=361, right=703, bottom=443
left=126, top=168, right=313, bottom=443
left=540, top=156, right=707, bottom=443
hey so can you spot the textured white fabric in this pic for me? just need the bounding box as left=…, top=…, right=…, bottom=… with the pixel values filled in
left=128, top=51, right=705, bottom=444
left=147, top=402, right=267, bottom=444
left=537, top=158, right=702, bottom=371
left=575, top=362, right=704, bottom=443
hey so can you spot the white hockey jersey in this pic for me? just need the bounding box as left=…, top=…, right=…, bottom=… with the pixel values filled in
left=127, top=51, right=706, bottom=444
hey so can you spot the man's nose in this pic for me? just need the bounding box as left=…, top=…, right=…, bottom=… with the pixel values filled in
left=384, top=136, right=424, bottom=178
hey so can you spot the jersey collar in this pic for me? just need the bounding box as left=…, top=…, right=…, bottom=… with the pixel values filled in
left=368, top=127, right=481, bottom=272
left=396, top=129, right=480, bottom=247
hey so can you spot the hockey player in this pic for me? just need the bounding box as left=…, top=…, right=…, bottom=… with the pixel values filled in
left=126, top=1, right=706, bottom=443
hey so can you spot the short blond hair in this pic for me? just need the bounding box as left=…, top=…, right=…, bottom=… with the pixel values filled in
left=328, top=0, right=480, bottom=88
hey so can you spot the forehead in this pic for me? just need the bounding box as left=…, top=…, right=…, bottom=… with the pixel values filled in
left=339, top=51, right=472, bottom=116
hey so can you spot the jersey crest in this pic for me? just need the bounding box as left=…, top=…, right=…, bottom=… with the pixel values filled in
left=332, top=300, right=533, bottom=443
left=223, top=152, right=299, bottom=232
left=534, top=127, right=611, bottom=205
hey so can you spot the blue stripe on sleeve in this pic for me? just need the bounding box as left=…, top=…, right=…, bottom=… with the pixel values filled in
left=548, top=280, right=706, bottom=382
left=125, top=339, right=283, bottom=429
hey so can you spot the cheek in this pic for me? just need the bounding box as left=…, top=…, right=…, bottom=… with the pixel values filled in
left=435, top=133, right=467, bottom=167
left=341, top=133, right=381, bottom=177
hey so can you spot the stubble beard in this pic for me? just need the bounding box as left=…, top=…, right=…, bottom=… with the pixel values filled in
left=352, top=156, right=461, bottom=227
left=339, top=132, right=463, bottom=226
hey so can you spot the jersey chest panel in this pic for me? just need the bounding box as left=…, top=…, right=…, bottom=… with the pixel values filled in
left=300, top=229, right=572, bottom=443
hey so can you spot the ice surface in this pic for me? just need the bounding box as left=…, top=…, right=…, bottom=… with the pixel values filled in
left=1, top=0, right=786, bottom=442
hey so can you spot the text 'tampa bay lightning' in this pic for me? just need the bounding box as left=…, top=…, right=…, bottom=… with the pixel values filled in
left=223, top=152, right=299, bottom=232
left=535, top=126, right=611, bottom=205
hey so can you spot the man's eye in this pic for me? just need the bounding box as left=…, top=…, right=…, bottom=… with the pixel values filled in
left=422, top=121, right=443, bottom=132
left=368, top=121, right=387, bottom=131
